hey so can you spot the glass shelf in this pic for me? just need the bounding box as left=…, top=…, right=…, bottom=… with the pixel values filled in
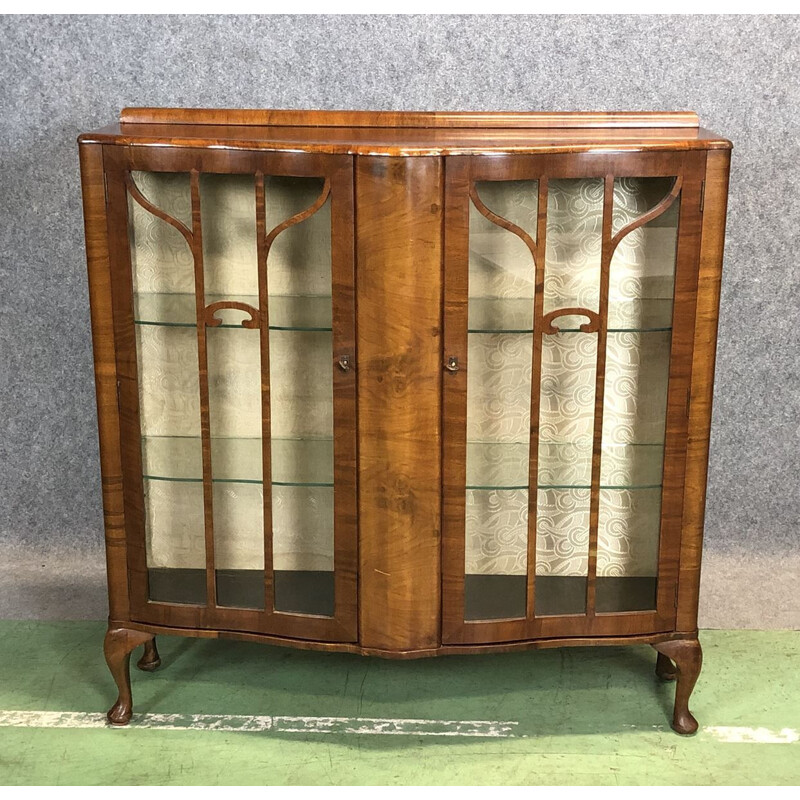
left=134, top=293, right=333, bottom=331
left=466, top=441, right=665, bottom=490
left=467, top=297, right=673, bottom=333
left=141, top=436, right=334, bottom=486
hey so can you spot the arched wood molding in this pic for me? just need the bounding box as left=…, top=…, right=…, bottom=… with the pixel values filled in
left=609, top=176, right=683, bottom=256
left=124, top=172, right=193, bottom=246
left=203, top=301, right=261, bottom=329
left=468, top=184, right=537, bottom=266
left=542, top=307, right=601, bottom=334
left=264, top=178, right=331, bottom=253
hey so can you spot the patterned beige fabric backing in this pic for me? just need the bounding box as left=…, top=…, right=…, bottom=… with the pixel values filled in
left=465, top=178, right=678, bottom=577
left=129, top=172, right=678, bottom=580
left=129, top=172, right=334, bottom=572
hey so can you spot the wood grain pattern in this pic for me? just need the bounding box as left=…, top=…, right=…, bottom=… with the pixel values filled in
left=356, top=156, right=443, bottom=651
left=103, top=145, right=156, bottom=627
left=676, top=149, right=731, bottom=633
left=441, top=156, right=471, bottom=644
left=81, top=112, right=731, bottom=735
left=114, top=616, right=691, bottom=659
left=653, top=152, right=706, bottom=623
left=121, top=108, right=702, bottom=129
left=80, top=123, right=732, bottom=158
left=526, top=179, right=549, bottom=619
left=190, top=169, right=218, bottom=610
left=79, top=142, right=129, bottom=622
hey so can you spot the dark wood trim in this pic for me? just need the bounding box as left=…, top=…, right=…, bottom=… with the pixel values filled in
left=121, top=108, right=702, bottom=130
left=190, top=169, right=218, bottom=610
left=654, top=152, right=707, bottom=622
left=103, top=146, right=155, bottom=625
left=526, top=178, right=549, bottom=619
left=255, top=172, right=275, bottom=616
left=329, top=156, right=359, bottom=643
left=586, top=174, right=616, bottom=618
left=677, top=149, right=731, bottom=633
left=441, top=156, right=471, bottom=644
left=79, top=142, right=129, bottom=622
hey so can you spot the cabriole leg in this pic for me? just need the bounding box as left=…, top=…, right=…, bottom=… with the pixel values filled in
left=137, top=637, right=161, bottom=672
left=103, top=627, right=155, bottom=726
left=653, top=638, right=703, bottom=735
left=655, top=651, right=677, bottom=681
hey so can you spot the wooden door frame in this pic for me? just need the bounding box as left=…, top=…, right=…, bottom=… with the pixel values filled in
left=441, top=150, right=707, bottom=645
left=101, top=144, right=358, bottom=642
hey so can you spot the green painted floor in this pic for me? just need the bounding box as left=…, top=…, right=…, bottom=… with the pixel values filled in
left=0, top=622, right=797, bottom=785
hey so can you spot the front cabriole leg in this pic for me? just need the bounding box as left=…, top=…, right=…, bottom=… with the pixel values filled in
left=653, top=638, right=703, bottom=735
left=103, top=626, right=155, bottom=726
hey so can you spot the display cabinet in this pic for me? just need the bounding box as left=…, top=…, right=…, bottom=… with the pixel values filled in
left=79, top=108, right=731, bottom=734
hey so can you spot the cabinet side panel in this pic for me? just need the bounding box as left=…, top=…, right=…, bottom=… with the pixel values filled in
left=677, top=149, right=731, bottom=632
left=79, top=142, right=127, bottom=621
left=356, top=156, right=443, bottom=651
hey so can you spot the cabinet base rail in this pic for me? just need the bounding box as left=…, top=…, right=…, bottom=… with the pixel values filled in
left=103, top=621, right=701, bottom=734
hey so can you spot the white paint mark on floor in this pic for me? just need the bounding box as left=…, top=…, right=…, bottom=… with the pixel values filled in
left=704, top=726, right=800, bottom=744
left=2, top=711, right=797, bottom=743
left=0, top=710, right=518, bottom=737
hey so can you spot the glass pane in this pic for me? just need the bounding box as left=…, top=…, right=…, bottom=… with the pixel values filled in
left=596, top=177, right=680, bottom=612
left=535, top=179, right=603, bottom=616
left=129, top=172, right=206, bottom=605
left=464, top=180, right=538, bottom=621
left=544, top=178, right=604, bottom=314
left=267, top=176, right=334, bottom=617
left=199, top=174, right=264, bottom=609
left=130, top=171, right=337, bottom=615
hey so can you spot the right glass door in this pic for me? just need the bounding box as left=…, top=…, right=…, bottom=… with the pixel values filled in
left=442, top=152, right=706, bottom=644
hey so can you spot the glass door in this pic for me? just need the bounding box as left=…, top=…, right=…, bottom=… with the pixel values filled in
left=442, top=152, right=706, bottom=644
left=104, top=147, right=356, bottom=642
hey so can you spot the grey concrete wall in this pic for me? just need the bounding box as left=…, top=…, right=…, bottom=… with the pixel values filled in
left=1, top=15, right=797, bottom=626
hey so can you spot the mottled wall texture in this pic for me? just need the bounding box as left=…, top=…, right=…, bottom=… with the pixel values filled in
left=1, top=15, right=798, bottom=626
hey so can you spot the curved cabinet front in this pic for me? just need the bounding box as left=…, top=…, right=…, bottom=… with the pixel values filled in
left=103, top=146, right=358, bottom=642
left=93, top=141, right=713, bottom=652
left=441, top=152, right=706, bottom=645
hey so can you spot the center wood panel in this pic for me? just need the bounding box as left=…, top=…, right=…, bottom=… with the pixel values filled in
left=356, top=156, right=444, bottom=651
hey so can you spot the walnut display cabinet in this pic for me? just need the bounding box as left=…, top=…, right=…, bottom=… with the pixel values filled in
left=78, top=108, right=731, bottom=734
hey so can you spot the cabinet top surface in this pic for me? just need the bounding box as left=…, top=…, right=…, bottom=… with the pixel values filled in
left=79, top=108, right=732, bottom=156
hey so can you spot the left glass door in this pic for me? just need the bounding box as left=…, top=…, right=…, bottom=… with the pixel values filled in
left=103, top=147, right=357, bottom=642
